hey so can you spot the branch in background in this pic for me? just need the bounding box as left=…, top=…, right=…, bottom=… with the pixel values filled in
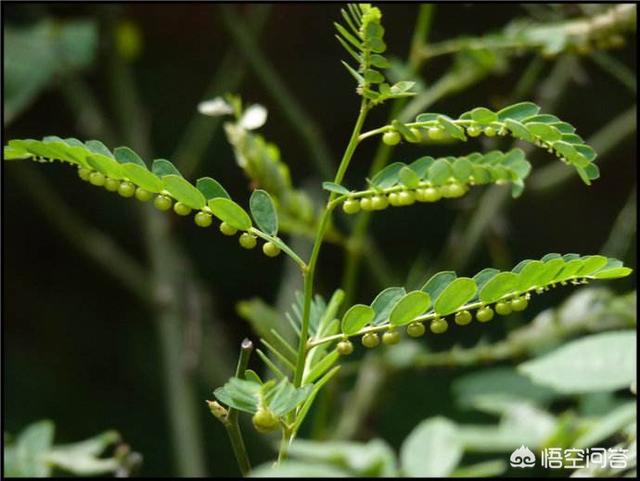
left=172, top=5, right=272, bottom=178
left=590, top=51, right=637, bottom=96
left=601, top=186, right=637, bottom=260
left=220, top=5, right=335, bottom=179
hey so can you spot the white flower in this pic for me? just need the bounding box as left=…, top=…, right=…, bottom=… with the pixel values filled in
left=198, top=97, right=234, bottom=116
left=239, top=104, right=268, bottom=130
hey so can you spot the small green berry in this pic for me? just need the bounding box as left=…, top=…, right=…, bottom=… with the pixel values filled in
left=173, top=202, right=192, bottom=216
left=135, top=187, right=153, bottom=202
left=382, top=330, right=400, bottom=345
left=239, top=233, right=257, bottom=249
left=361, top=332, right=380, bottom=348
left=371, top=195, right=388, bottom=210
left=510, top=296, right=528, bottom=312
left=337, top=340, right=354, bottom=355
left=220, top=222, right=238, bottom=236
left=430, top=318, right=449, bottom=334
left=104, top=178, right=121, bottom=192
left=118, top=181, right=136, bottom=198
left=398, top=191, right=415, bottom=206
left=476, top=306, right=494, bottom=322
left=360, top=197, right=374, bottom=211
left=252, top=409, right=279, bottom=433
left=388, top=192, right=401, bottom=207
left=408, top=127, right=423, bottom=143
left=495, top=301, right=512, bottom=316
left=78, top=168, right=92, bottom=181
left=263, top=241, right=281, bottom=257
left=89, top=171, right=106, bottom=186
left=194, top=211, right=212, bottom=227
left=382, top=131, right=401, bottom=146
left=428, top=127, right=445, bottom=140
left=343, top=199, right=361, bottom=215
left=442, top=183, right=466, bottom=198
left=154, top=194, right=173, bottom=211
left=406, top=322, right=425, bottom=338
left=454, top=310, right=472, bottom=326
left=467, top=125, right=482, bottom=137
left=422, top=186, right=441, bottom=202
left=484, top=126, right=497, bottom=137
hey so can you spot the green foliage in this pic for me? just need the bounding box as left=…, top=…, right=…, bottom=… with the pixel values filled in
left=3, top=421, right=137, bottom=477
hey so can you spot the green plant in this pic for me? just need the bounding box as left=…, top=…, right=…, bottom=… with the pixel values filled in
left=3, top=3, right=635, bottom=477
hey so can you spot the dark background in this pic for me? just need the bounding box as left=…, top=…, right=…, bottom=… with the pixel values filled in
left=3, top=3, right=637, bottom=476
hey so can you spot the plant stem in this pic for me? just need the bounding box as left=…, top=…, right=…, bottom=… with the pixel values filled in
left=293, top=100, right=369, bottom=388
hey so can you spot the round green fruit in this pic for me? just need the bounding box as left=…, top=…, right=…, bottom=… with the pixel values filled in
left=263, top=241, right=281, bottom=257
left=430, top=318, right=449, bottom=334
left=135, top=187, right=153, bottom=202
left=467, top=125, right=482, bottom=137
left=428, top=127, right=446, bottom=140
left=371, top=195, right=388, bottom=210
left=104, top=178, right=121, bottom=192
left=406, top=322, right=425, bottom=338
left=388, top=192, right=401, bottom=207
left=220, top=222, right=238, bottom=236
left=78, top=168, right=92, bottom=181
left=360, top=197, right=374, bottom=211
left=89, top=172, right=106, bottom=186
left=484, top=126, right=497, bottom=137
left=154, top=194, right=173, bottom=211
left=382, top=131, right=401, bottom=146
left=495, top=301, right=512, bottom=316
left=398, top=191, right=415, bottom=206
left=194, top=211, right=212, bottom=227
left=252, top=409, right=279, bottom=433
left=118, top=181, right=136, bottom=198
left=510, top=296, right=528, bottom=312
left=382, top=330, right=400, bottom=345
left=343, top=199, right=360, bottom=215
left=443, top=183, right=466, bottom=198
left=476, top=306, right=494, bottom=322
left=173, top=202, right=192, bottom=216
left=361, top=332, right=380, bottom=348
left=239, top=233, right=257, bottom=249
left=422, top=186, right=441, bottom=202
left=337, top=340, right=354, bottom=355
left=454, top=310, right=472, bottom=326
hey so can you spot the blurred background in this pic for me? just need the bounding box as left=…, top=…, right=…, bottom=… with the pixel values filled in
left=3, top=3, right=636, bottom=477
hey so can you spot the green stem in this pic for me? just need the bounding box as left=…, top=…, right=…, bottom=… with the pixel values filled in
left=293, top=100, right=369, bottom=389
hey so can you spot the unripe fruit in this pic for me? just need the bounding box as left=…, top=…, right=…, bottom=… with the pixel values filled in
left=154, top=194, right=173, bottom=211
left=337, top=340, right=354, bottom=355
left=443, top=183, right=466, bottom=198
left=360, top=197, right=374, bottom=211
left=173, top=202, right=192, bottom=216
left=476, top=306, right=494, bottom=322
left=407, top=321, right=425, bottom=338
left=220, top=222, right=238, bottom=236
left=263, top=241, right=281, bottom=257
left=408, top=128, right=422, bottom=143
left=382, top=131, right=401, bottom=146
left=422, top=186, right=441, bottom=202
left=510, top=296, right=528, bottom=312
left=430, top=318, right=449, bottom=334
left=78, top=168, right=92, bottom=181
left=118, top=181, right=136, bottom=198
left=484, top=126, right=497, bottom=137
left=343, top=199, right=360, bottom=215
left=105, top=178, right=121, bottom=192
left=239, top=233, right=257, bottom=249
left=454, top=310, right=472, bottom=326
left=135, top=187, right=153, bottom=202
left=361, top=332, right=380, bottom=348
left=382, top=330, right=400, bottom=345
left=194, top=211, right=212, bottom=227
left=89, top=172, right=106, bottom=186
left=252, top=409, right=279, bottom=433
left=371, top=195, right=388, bottom=210
left=388, top=192, right=401, bottom=207
left=495, top=301, right=512, bottom=316
left=398, top=191, right=415, bottom=206
left=467, top=125, right=482, bottom=137
left=428, top=127, right=445, bottom=140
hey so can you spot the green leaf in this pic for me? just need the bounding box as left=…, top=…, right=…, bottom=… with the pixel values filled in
left=421, top=271, right=456, bottom=300
left=437, top=115, right=466, bottom=140
left=196, top=177, right=230, bottom=200
left=392, top=120, right=418, bottom=142
left=370, top=287, right=406, bottom=325
left=526, top=122, right=562, bottom=142
left=121, top=163, right=164, bottom=193
left=434, top=277, right=477, bottom=316
left=592, top=267, right=633, bottom=279
left=479, top=272, right=519, bottom=303
left=398, top=166, right=420, bottom=189
left=322, top=182, right=349, bottom=195
left=213, top=377, right=261, bottom=414
left=371, top=162, right=405, bottom=188
left=151, top=158, right=182, bottom=177
left=427, top=159, right=453, bottom=186
left=85, top=140, right=113, bottom=158
left=504, top=118, right=534, bottom=142
left=45, top=431, right=122, bottom=476
left=250, top=189, right=278, bottom=236
left=389, top=290, right=431, bottom=326
left=401, top=417, right=463, bottom=477
left=573, top=401, right=637, bottom=449
left=13, top=420, right=55, bottom=477
left=113, top=146, right=145, bottom=167
left=517, top=260, right=547, bottom=291
left=576, top=255, right=608, bottom=276
left=497, top=101, right=540, bottom=121
left=341, top=304, right=375, bottom=335
left=451, top=158, right=473, bottom=182
left=469, top=107, right=498, bottom=124
left=518, top=331, right=636, bottom=394
left=552, top=141, right=590, bottom=167
left=161, top=175, right=206, bottom=210
left=208, top=198, right=252, bottom=231
left=266, top=378, right=313, bottom=417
